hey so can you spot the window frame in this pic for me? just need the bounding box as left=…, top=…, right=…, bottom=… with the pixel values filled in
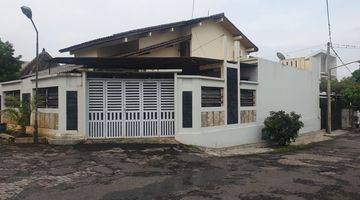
left=201, top=86, right=224, bottom=108
left=240, top=89, right=256, bottom=107
left=4, top=90, right=21, bottom=108
left=33, top=87, right=59, bottom=109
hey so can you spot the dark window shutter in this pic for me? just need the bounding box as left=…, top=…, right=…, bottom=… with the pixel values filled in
left=227, top=68, right=239, bottom=124
left=66, top=91, right=78, bottom=130
left=182, top=91, right=193, bottom=128
left=0, top=95, right=2, bottom=122
left=21, top=93, right=31, bottom=126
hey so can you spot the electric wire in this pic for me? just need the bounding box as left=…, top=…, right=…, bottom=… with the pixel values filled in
left=330, top=45, right=353, bottom=74
left=284, top=43, right=326, bottom=56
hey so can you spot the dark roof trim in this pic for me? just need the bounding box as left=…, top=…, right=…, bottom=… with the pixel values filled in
left=50, top=57, right=222, bottom=69
left=59, top=13, right=258, bottom=53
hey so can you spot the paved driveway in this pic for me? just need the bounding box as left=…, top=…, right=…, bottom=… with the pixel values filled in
left=0, top=131, right=359, bottom=200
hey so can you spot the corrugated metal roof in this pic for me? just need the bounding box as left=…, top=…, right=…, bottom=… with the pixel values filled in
left=21, top=64, right=82, bottom=79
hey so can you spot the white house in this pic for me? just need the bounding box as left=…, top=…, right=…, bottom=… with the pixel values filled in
left=0, top=13, right=321, bottom=148
left=280, top=50, right=337, bottom=78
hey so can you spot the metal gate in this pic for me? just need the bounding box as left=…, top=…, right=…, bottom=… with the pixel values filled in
left=87, top=79, right=175, bottom=139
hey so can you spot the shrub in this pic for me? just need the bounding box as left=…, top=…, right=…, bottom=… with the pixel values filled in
left=262, top=111, right=304, bottom=146
left=0, top=96, right=33, bottom=134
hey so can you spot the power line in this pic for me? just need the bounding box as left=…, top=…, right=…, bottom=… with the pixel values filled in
left=332, top=43, right=360, bottom=49
left=326, top=0, right=353, bottom=75
left=191, top=34, right=225, bottom=53
left=284, top=44, right=326, bottom=56
left=330, top=46, right=353, bottom=73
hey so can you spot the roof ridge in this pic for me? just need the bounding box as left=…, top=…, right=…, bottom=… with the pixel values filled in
left=59, top=13, right=225, bottom=53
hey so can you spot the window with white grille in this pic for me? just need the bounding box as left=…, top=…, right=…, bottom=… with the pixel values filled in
left=240, top=89, right=256, bottom=107
left=201, top=87, right=223, bottom=107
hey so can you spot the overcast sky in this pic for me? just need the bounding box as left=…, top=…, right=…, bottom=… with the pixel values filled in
left=1, top=0, right=359, bottom=79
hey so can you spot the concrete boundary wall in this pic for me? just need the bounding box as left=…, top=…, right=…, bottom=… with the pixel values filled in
left=176, top=59, right=321, bottom=148
left=0, top=74, right=85, bottom=139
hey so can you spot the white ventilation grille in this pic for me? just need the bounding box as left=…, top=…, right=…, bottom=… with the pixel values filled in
left=87, top=79, right=174, bottom=139
left=88, top=80, right=105, bottom=138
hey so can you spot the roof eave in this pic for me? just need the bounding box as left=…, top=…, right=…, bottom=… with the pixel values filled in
left=59, top=13, right=226, bottom=53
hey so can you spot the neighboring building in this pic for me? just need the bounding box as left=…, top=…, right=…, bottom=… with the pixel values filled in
left=280, top=50, right=337, bottom=78
left=20, top=48, right=59, bottom=78
left=0, top=13, right=321, bottom=147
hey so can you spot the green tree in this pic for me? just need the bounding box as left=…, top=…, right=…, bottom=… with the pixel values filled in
left=320, top=78, right=344, bottom=94
left=342, top=69, right=360, bottom=107
left=0, top=38, right=21, bottom=82
left=352, top=69, right=360, bottom=83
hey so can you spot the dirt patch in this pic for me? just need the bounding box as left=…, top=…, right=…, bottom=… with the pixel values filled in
left=278, top=153, right=351, bottom=167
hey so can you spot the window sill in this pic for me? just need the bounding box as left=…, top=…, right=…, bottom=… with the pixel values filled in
left=240, top=80, right=259, bottom=85
left=201, top=107, right=225, bottom=112
left=177, top=75, right=224, bottom=82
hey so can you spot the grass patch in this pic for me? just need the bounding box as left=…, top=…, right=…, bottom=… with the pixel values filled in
left=271, top=144, right=313, bottom=153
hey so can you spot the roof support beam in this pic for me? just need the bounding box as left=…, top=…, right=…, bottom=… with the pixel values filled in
left=122, top=37, right=128, bottom=42
left=233, top=36, right=243, bottom=41
left=245, top=48, right=256, bottom=52
left=216, top=17, right=224, bottom=23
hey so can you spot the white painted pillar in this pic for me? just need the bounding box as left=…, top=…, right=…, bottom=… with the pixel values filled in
left=223, top=35, right=228, bottom=62
left=81, top=72, right=87, bottom=138
left=57, top=79, right=66, bottom=136
left=174, top=73, right=179, bottom=135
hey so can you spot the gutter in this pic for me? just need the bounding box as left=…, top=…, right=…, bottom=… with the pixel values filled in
left=0, top=79, right=22, bottom=86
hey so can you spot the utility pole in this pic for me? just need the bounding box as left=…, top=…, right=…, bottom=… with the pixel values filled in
left=326, top=42, right=332, bottom=134
left=325, top=0, right=332, bottom=134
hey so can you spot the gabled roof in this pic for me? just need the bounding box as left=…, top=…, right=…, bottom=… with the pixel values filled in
left=20, top=49, right=59, bottom=78
left=59, top=13, right=258, bottom=53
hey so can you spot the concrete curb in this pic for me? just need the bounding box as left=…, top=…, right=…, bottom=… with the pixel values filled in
left=204, top=130, right=350, bottom=157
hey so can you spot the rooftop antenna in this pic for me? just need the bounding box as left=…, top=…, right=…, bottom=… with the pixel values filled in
left=276, top=52, right=286, bottom=61
left=191, top=0, right=195, bottom=19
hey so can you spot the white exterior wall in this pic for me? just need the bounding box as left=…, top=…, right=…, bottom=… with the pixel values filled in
left=191, top=20, right=239, bottom=61
left=175, top=59, right=321, bottom=148
left=0, top=74, right=85, bottom=139
left=256, top=58, right=321, bottom=133
left=309, top=55, right=337, bottom=78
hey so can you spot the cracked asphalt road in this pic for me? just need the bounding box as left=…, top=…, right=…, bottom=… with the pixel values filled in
left=0, top=131, right=359, bottom=200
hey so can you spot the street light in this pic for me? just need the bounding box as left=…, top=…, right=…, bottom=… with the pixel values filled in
left=21, top=6, right=39, bottom=144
